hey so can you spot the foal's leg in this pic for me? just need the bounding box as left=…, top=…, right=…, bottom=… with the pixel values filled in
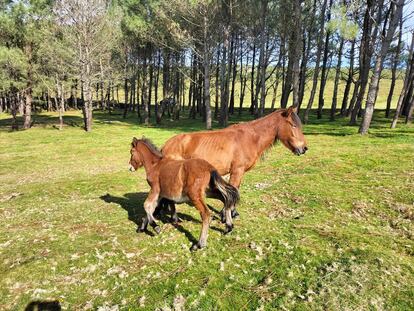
left=190, top=198, right=211, bottom=251
left=142, top=190, right=161, bottom=234
left=170, top=203, right=180, bottom=224
left=154, top=199, right=179, bottom=224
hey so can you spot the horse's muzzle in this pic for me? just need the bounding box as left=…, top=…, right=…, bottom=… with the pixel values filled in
left=128, top=164, right=136, bottom=172
left=295, top=146, right=308, bottom=156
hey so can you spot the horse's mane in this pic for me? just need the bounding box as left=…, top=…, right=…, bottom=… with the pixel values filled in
left=134, top=137, right=163, bottom=158
left=228, top=108, right=302, bottom=129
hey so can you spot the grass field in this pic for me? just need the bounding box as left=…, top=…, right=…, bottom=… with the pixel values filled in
left=0, top=108, right=413, bottom=310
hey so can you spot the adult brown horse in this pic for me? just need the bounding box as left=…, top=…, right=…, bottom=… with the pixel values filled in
left=161, top=106, right=308, bottom=220
left=129, top=137, right=240, bottom=250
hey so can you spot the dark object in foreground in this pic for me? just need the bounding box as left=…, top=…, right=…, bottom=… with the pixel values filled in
left=129, top=137, right=240, bottom=250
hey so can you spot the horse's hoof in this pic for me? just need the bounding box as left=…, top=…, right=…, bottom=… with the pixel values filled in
left=154, top=226, right=161, bottom=234
left=232, top=210, right=240, bottom=219
left=137, top=227, right=146, bottom=233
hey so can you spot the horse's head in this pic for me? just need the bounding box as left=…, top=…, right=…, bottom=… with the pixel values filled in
left=278, top=106, right=308, bottom=156
left=129, top=137, right=143, bottom=171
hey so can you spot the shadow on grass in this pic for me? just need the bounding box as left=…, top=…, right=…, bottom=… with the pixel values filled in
left=25, top=300, right=61, bottom=311
left=100, top=192, right=224, bottom=244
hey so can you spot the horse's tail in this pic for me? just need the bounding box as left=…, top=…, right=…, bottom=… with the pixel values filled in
left=210, top=170, right=240, bottom=208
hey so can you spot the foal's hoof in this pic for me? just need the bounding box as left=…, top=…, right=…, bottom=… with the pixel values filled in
left=190, top=242, right=205, bottom=251
left=171, top=216, right=182, bottom=224
left=223, top=225, right=233, bottom=235
left=232, top=210, right=240, bottom=219
left=154, top=226, right=161, bottom=234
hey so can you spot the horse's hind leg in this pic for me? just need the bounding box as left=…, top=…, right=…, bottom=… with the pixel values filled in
left=220, top=168, right=243, bottom=222
left=190, top=198, right=211, bottom=251
left=223, top=206, right=233, bottom=234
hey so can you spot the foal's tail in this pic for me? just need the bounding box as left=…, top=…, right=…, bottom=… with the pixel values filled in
left=210, top=170, right=240, bottom=208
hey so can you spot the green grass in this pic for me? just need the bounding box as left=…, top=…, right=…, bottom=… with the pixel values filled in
left=0, top=109, right=413, bottom=310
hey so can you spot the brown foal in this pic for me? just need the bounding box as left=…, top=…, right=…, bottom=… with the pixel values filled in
left=161, top=106, right=308, bottom=220
left=129, top=137, right=239, bottom=250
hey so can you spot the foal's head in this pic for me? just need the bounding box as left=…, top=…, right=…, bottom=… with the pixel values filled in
left=278, top=106, right=308, bottom=156
left=129, top=137, right=162, bottom=171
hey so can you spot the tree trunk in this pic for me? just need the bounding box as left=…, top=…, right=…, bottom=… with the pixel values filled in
left=72, top=80, right=78, bottom=110
left=298, top=0, right=317, bottom=110
left=406, top=94, right=414, bottom=123
left=99, top=58, right=105, bottom=110
left=219, top=15, right=230, bottom=127
left=148, top=59, right=153, bottom=120
left=82, top=45, right=93, bottom=132
left=391, top=31, right=414, bottom=128
left=23, top=43, right=33, bottom=129
left=280, top=51, right=293, bottom=109
left=173, top=53, right=180, bottom=120
left=331, top=38, right=344, bottom=120
left=142, top=57, right=148, bottom=124
left=303, top=0, right=328, bottom=123
left=341, top=39, right=355, bottom=116
left=215, top=48, right=220, bottom=119
left=190, top=54, right=197, bottom=119
left=203, top=15, right=212, bottom=129
left=155, top=50, right=161, bottom=124
left=250, top=42, right=256, bottom=114
left=239, top=41, right=248, bottom=115
left=11, top=91, right=19, bottom=131
left=291, top=0, right=302, bottom=109
left=386, top=16, right=403, bottom=118
left=317, top=0, right=333, bottom=119
left=123, top=67, right=129, bottom=118
left=350, top=0, right=380, bottom=125
left=56, top=78, right=64, bottom=130
left=229, top=35, right=238, bottom=115
left=163, top=51, right=170, bottom=98
left=258, top=0, right=268, bottom=117
left=359, top=0, right=405, bottom=134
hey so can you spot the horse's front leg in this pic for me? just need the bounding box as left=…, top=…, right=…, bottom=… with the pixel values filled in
left=142, top=189, right=161, bottom=234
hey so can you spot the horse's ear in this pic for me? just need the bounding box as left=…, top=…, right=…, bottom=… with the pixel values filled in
left=132, top=137, right=138, bottom=147
left=283, top=106, right=298, bottom=117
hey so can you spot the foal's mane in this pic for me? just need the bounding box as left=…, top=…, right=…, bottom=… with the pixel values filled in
left=133, top=137, right=163, bottom=158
